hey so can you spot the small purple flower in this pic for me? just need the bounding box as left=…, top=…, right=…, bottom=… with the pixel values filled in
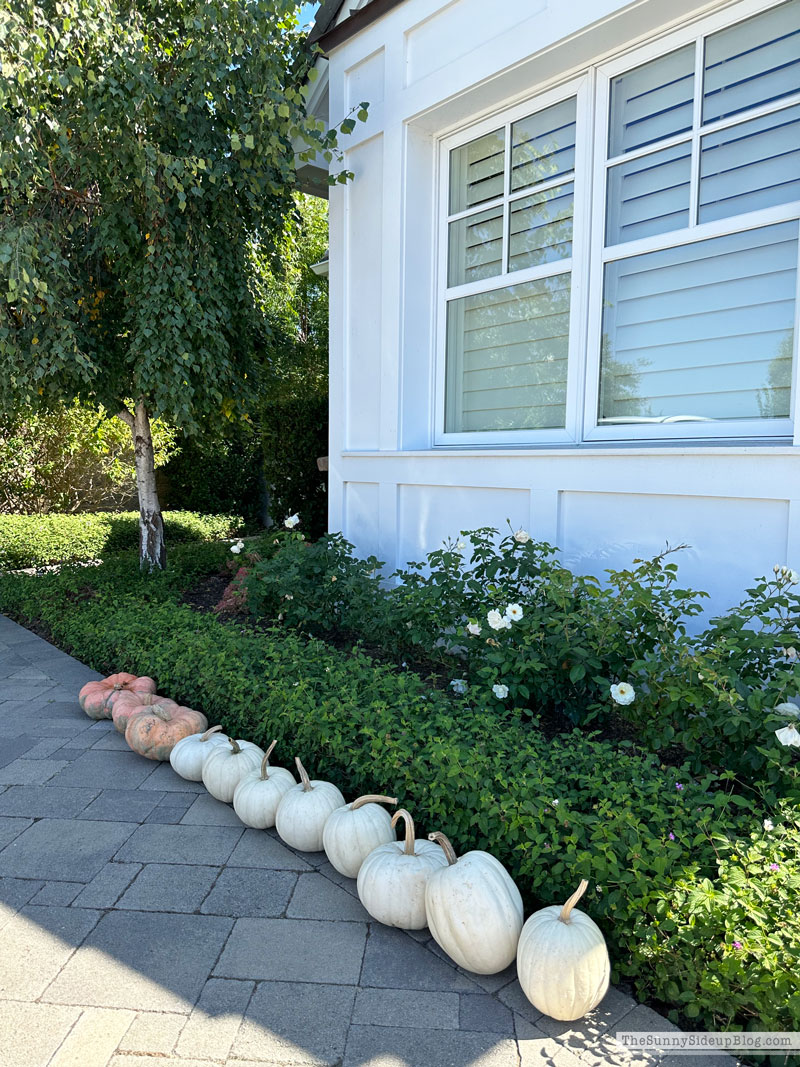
left=769, top=863, right=780, bottom=871
left=668, top=832, right=676, bottom=841
left=675, top=783, right=684, bottom=791
left=732, top=941, right=742, bottom=950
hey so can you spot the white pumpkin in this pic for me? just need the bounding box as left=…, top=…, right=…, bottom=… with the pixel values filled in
left=424, top=831, right=523, bottom=974
left=170, top=724, right=230, bottom=781
left=322, top=793, right=398, bottom=878
left=517, top=879, right=610, bottom=1021
left=232, top=740, right=296, bottom=829
left=201, top=736, right=265, bottom=803
left=275, top=757, right=346, bottom=852
left=356, top=809, right=448, bottom=929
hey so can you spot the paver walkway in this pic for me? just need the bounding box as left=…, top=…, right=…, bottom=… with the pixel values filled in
left=0, top=614, right=738, bottom=1067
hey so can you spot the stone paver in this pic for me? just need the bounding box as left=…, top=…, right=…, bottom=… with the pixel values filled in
left=0, top=616, right=741, bottom=1067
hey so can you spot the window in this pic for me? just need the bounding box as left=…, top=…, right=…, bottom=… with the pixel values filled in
left=437, top=0, right=800, bottom=445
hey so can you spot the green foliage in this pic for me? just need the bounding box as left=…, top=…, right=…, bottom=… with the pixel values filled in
left=0, top=400, right=177, bottom=513
left=160, top=426, right=264, bottom=524
left=0, top=510, right=244, bottom=569
left=1, top=545, right=797, bottom=1030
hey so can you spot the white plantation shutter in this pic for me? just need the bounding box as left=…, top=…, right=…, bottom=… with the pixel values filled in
left=606, top=143, right=691, bottom=245
left=608, top=46, right=695, bottom=156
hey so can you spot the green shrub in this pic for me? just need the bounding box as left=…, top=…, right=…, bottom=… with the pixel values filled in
left=159, top=427, right=265, bottom=525
left=1, top=548, right=797, bottom=1031
left=0, top=510, right=245, bottom=569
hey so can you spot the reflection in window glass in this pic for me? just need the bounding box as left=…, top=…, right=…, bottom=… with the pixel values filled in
left=606, top=142, right=691, bottom=245
left=449, top=129, right=505, bottom=214
left=510, top=98, right=577, bottom=192
left=445, top=275, right=571, bottom=432
left=608, top=45, right=695, bottom=157
left=448, top=204, right=504, bottom=287
left=509, top=183, right=574, bottom=272
left=599, top=223, right=796, bottom=423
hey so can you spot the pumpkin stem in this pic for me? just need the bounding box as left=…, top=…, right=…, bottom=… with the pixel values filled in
left=151, top=706, right=172, bottom=721
left=295, top=756, right=312, bottom=791
left=391, top=808, right=416, bottom=856
left=229, top=738, right=241, bottom=755
left=201, top=725, right=224, bottom=742
left=428, top=831, right=458, bottom=865
left=559, top=879, right=589, bottom=924
left=260, top=740, right=278, bottom=780
left=351, top=794, right=398, bottom=811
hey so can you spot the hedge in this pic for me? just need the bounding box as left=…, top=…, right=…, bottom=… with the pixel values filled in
left=0, top=547, right=796, bottom=1032
left=0, top=511, right=246, bottom=570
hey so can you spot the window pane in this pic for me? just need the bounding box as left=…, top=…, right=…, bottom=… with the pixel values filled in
left=445, top=275, right=571, bottom=432
left=703, top=0, right=800, bottom=124
left=608, top=45, right=695, bottom=157
left=448, top=204, right=504, bottom=287
left=449, top=129, right=505, bottom=214
left=510, top=98, right=576, bottom=193
left=509, top=182, right=573, bottom=271
left=598, top=223, right=797, bottom=423
left=699, top=104, right=800, bottom=223
left=606, top=142, right=692, bottom=245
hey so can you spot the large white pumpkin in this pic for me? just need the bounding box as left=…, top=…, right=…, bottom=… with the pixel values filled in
left=424, top=831, right=523, bottom=974
left=170, top=724, right=230, bottom=781
left=201, top=737, right=265, bottom=803
left=517, top=879, right=610, bottom=1021
left=322, top=794, right=397, bottom=878
left=356, top=809, right=448, bottom=929
left=275, top=757, right=346, bottom=852
left=232, top=740, right=296, bottom=829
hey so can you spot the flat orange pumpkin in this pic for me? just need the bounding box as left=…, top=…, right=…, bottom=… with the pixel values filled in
left=125, top=705, right=209, bottom=761
left=78, top=673, right=157, bottom=720
left=111, top=692, right=180, bottom=735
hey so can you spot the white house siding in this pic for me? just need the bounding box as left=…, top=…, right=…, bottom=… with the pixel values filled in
left=325, top=0, right=800, bottom=615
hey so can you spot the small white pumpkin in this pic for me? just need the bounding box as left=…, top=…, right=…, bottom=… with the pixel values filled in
left=232, top=740, right=296, bottom=829
left=517, top=879, right=610, bottom=1021
left=201, top=736, right=265, bottom=803
left=275, top=757, right=346, bottom=852
left=424, top=831, right=523, bottom=974
left=322, top=793, right=398, bottom=878
left=170, top=724, right=230, bottom=781
left=356, top=809, right=448, bottom=929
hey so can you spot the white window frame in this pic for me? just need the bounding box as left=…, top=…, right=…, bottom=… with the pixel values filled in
left=432, top=0, right=800, bottom=449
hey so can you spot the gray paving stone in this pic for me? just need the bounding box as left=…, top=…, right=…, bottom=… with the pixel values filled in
left=71, top=862, right=143, bottom=909
left=0, top=758, right=69, bottom=784
left=181, top=793, right=247, bottom=826
left=0, top=683, right=55, bottom=701
left=497, top=979, right=545, bottom=1026
left=42, top=909, right=234, bottom=1012
left=516, top=1016, right=587, bottom=1067
left=137, top=762, right=207, bottom=792
left=144, top=793, right=196, bottom=824
left=118, top=1011, right=188, bottom=1056
left=317, top=860, right=360, bottom=898
left=215, top=917, right=367, bottom=984
left=46, top=749, right=156, bottom=790
left=232, top=980, right=357, bottom=1066
left=78, top=788, right=163, bottom=823
left=534, top=985, right=638, bottom=1046
left=0, top=876, right=45, bottom=912
left=288, top=872, right=371, bottom=922
left=114, top=823, right=243, bottom=865
left=36, top=699, right=86, bottom=721
left=200, top=867, right=297, bottom=917
left=465, top=962, right=518, bottom=994
left=0, top=817, right=138, bottom=882
left=29, top=880, right=83, bottom=906
left=360, top=924, right=479, bottom=993
left=17, top=736, right=68, bottom=759
left=91, top=730, right=132, bottom=750
left=0, top=735, right=37, bottom=768
left=459, top=993, right=515, bottom=1034
left=0, top=904, right=101, bottom=999
left=0, top=815, right=33, bottom=850
left=0, top=1001, right=82, bottom=1067
left=118, top=863, right=221, bottom=912
left=176, top=977, right=254, bottom=1061
left=343, top=1023, right=519, bottom=1067
left=352, top=988, right=460, bottom=1029
left=227, top=828, right=313, bottom=870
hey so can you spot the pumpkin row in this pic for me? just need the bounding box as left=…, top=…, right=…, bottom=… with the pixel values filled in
left=78, top=672, right=611, bottom=1022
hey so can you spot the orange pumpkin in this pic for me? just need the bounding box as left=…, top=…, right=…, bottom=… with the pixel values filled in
left=111, top=692, right=180, bottom=735
left=125, top=705, right=209, bottom=761
left=78, top=673, right=157, bottom=720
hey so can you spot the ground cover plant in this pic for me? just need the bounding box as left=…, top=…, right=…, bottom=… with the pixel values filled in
left=0, top=510, right=244, bottom=570
left=1, top=538, right=798, bottom=1034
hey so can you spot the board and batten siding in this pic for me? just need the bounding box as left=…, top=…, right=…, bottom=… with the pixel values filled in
left=324, top=0, right=800, bottom=617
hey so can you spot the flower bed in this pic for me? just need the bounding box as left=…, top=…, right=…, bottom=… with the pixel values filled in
left=1, top=543, right=798, bottom=1030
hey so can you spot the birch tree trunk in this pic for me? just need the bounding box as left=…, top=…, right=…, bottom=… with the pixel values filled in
left=119, top=400, right=166, bottom=570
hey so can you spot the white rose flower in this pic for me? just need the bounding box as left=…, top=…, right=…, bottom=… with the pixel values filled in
left=284, top=513, right=300, bottom=529
left=551, top=799, right=559, bottom=808
left=763, top=818, right=774, bottom=832
left=492, top=683, right=509, bottom=699
left=230, top=540, right=244, bottom=554
left=513, top=529, right=531, bottom=544
left=450, top=678, right=468, bottom=695
left=456, top=541, right=466, bottom=550
left=505, top=603, right=524, bottom=622
left=487, top=609, right=505, bottom=631
left=775, top=702, right=800, bottom=719
left=610, top=682, right=635, bottom=706
left=788, top=569, right=800, bottom=585
left=466, top=622, right=482, bottom=636
left=775, top=724, right=800, bottom=747
left=781, top=646, right=798, bottom=661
